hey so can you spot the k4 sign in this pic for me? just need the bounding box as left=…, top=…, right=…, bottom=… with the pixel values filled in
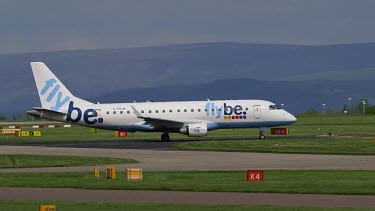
left=247, top=170, right=263, bottom=182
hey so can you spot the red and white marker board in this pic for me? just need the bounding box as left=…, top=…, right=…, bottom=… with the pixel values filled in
left=247, top=170, right=263, bottom=182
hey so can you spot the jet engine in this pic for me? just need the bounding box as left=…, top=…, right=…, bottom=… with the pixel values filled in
left=180, top=123, right=208, bottom=137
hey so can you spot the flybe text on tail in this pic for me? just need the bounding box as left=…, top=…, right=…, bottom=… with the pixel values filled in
left=41, top=78, right=70, bottom=111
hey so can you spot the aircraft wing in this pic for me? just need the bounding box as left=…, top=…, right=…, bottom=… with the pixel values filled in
left=131, top=106, right=196, bottom=129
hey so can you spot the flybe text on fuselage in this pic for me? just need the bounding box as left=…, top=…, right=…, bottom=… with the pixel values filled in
left=66, top=101, right=103, bottom=124
left=205, top=102, right=247, bottom=120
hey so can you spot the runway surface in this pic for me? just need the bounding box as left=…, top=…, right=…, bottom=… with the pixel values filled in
left=0, top=145, right=374, bottom=173
left=0, top=140, right=175, bottom=150
left=0, top=188, right=374, bottom=208
left=0, top=136, right=319, bottom=150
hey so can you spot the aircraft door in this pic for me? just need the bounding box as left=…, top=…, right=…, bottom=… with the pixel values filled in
left=94, top=109, right=104, bottom=123
left=253, top=105, right=261, bottom=119
left=95, top=109, right=102, bottom=118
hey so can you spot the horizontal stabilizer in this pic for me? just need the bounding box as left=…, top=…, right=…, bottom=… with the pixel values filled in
left=27, top=107, right=68, bottom=119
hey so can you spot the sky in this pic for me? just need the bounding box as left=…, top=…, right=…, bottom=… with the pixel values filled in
left=1, top=0, right=375, bottom=54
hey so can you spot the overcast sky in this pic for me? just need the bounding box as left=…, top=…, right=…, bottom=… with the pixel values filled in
left=1, top=0, right=374, bottom=54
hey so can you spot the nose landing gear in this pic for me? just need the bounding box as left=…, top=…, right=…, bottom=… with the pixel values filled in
left=259, top=127, right=267, bottom=140
left=259, top=131, right=265, bottom=140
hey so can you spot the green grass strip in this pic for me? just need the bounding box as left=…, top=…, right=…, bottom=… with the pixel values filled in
left=1, top=201, right=373, bottom=211
left=0, top=154, right=137, bottom=168
left=1, top=115, right=375, bottom=142
left=0, top=170, right=374, bottom=195
left=174, top=138, right=375, bottom=155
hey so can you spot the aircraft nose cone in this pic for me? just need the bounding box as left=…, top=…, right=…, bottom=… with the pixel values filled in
left=283, top=112, right=296, bottom=124
left=289, top=114, right=297, bottom=123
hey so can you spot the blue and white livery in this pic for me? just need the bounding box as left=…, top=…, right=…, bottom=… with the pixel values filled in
left=27, top=62, right=297, bottom=141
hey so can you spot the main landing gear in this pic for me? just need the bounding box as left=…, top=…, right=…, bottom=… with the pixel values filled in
left=161, top=133, right=170, bottom=142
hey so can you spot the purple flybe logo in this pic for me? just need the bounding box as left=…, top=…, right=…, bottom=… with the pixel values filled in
left=205, top=102, right=247, bottom=120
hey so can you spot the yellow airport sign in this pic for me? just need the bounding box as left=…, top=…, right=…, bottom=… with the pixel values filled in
left=21, top=131, right=30, bottom=136
left=39, top=204, right=56, bottom=211
left=20, top=130, right=42, bottom=137
left=94, top=167, right=99, bottom=178
left=126, top=168, right=143, bottom=181
left=106, top=167, right=116, bottom=179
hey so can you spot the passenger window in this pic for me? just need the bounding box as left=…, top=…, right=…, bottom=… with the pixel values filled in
left=120, top=111, right=123, bottom=114
left=149, top=110, right=152, bottom=113
left=169, top=109, right=172, bottom=113
left=162, top=110, right=166, bottom=113
left=245, top=107, right=248, bottom=111
left=218, top=108, right=222, bottom=111
left=198, top=109, right=201, bottom=112
left=184, top=109, right=187, bottom=112
left=191, top=109, right=194, bottom=112
left=205, top=109, right=207, bottom=112
left=141, top=110, right=144, bottom=113
left=156, top=110, right=159, bottom=113
left=127, top=111, right=130, bottom=114
left=177, top=109, right=180, bottom=112
left=113, top=111, right=116, bottom=114
left=106, top=111, right=109, bottom=114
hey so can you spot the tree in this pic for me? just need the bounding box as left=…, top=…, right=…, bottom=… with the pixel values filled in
left=12, top=113, right=22, bottom=121
left=326, top=107, right=336, bottom=115
left=301, top=108, right=319, bottom=116
left=0, top=114, right=6, bottom=120
left=366, top=106, right=375, bottom=114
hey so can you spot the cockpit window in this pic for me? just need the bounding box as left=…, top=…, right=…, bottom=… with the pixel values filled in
left=269, top=105, right=278, bottom=110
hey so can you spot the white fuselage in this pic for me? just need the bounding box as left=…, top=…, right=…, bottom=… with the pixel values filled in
left=52, top=99, right=296, bottom=133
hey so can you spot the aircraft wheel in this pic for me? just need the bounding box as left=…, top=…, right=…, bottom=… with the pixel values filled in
left=161, top=133, right=170, bottom=142
left=259, top=134, right=266, bottom=139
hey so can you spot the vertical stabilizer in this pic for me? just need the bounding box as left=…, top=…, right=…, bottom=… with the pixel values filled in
left=30, top=62, right=92, bottom=112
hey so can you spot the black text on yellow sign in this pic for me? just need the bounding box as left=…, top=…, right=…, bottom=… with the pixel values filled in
left=21, top=131, right=42, bottom=137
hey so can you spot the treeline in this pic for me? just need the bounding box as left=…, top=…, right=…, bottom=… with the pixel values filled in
left=365, top=106, right=375, bottom=114
left=301, top=99, right=375, bottom=116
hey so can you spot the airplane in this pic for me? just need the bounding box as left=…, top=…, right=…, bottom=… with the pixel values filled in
left=27, top=62, right=297, bottom=141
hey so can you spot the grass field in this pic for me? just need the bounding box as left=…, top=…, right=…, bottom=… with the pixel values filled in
left=0, top=115, right=375, bottom=141
left=0, top=170, right=374, bottom=195
left=174, top=115, right=375, bottom=154
left=0, top=154, right=137, bottom=168
left=174, top=138, right=375, bottom=155
left=1, top=201, right=372, bottom=211
left=1, top=115, right=375, bottom=155
left=1, top=116, right=375, bottom=141
left=0, top=117, right=374, bottom=209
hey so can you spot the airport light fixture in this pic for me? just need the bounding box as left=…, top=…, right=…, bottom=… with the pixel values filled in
left=348, top=98, right=352, bottom=115
left=362, top=101, right=366, bottom=114
left=322, top=104, right=326, bottom=116
left=281, top=104, right=284, bottom=109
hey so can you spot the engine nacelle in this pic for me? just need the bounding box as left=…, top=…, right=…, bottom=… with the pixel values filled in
left=180, top=123, right=208, bottom=137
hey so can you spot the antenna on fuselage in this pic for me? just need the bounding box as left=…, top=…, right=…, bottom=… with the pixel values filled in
left=207, top=98, right=210, bottom=101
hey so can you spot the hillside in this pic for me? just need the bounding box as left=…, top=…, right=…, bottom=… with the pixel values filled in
left=90, top=79, right=374, bottom=115
left=1, top=42, right=375, bottom=116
